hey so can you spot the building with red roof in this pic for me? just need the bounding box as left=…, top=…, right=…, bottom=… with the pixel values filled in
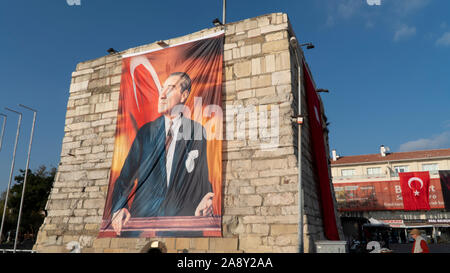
left=330, top=146, right=450, bottom=247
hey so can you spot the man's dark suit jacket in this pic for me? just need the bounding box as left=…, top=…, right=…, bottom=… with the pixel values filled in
left=111, top=115, right=212, bottom=218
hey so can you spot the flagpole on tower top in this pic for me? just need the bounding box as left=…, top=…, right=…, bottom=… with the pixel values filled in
left=223, top=0, right=226, bottom=24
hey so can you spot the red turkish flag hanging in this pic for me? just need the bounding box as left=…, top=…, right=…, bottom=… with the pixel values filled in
left=302, top=60, right=340, bottom=240
left=399, top=171, right=431, bottom=211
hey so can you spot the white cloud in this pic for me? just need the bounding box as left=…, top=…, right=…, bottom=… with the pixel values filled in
left=326, top=15, right=335, bottom=27
left=323, top=0, right=364, bottom=27
left=393, top=24, right=416, bottom=41
left=337, top=0, right=363, bottom=19
left=322, top=0, right=428, bottom=39
left=443, top=120, right=450, bottom=128
left=366, top=0, right=381, bottom=6
left=390, top=0, right=431, bottom=16
left=436, top=32, right=450, bottom=47
left=366, top=20, right=375, bottom=29
left=399, top=131, right=450, bottom=152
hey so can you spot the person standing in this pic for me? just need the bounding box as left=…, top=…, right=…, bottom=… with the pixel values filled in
left=410, top=229, right=429, bottom=253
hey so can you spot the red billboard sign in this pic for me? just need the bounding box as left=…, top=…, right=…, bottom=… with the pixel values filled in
left=334, top=178, right=445, bottom=211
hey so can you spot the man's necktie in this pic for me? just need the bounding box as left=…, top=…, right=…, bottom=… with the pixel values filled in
left=165, top=120, right=174, bottom=156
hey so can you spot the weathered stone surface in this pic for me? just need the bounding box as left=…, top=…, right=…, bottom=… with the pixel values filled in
left=209, top=238, right=239, bottom=251
left=69, top=81, right=89, bottom=93
left=262, top=40, right=289, bottom=54
left=234, top=61, right=252, bottom=78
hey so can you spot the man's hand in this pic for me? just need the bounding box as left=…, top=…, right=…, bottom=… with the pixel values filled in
left=195, top=192, right=214, bottom=216
left=111, top=208, right=131, bottom=236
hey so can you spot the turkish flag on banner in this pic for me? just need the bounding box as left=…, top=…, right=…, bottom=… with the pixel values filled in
left=399, top=172, right=431, bottom=211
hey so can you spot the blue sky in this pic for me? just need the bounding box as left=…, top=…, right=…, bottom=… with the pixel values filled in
left=0, top=0, right=449, bottom=192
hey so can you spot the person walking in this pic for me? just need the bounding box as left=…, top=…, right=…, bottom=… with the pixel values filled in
left=410, top=229, right=429, bottom=253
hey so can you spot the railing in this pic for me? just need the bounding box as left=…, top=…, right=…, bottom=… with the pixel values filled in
left=333, top=170, right=440, bottom=181
left=389, top=170, right=439, bottom=177
left=333, top=174, right=389, bottom=181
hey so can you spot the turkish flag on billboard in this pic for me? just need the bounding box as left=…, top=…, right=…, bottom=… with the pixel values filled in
left=399, top=172, right=431, bottom=211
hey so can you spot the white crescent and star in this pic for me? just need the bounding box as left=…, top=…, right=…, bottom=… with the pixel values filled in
left=407, top=177, right=424, bottom=197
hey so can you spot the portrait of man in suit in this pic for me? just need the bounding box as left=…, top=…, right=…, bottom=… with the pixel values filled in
left=110, top=72, right=214, bottom=236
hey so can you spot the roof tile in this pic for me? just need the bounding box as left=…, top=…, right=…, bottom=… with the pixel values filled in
left=331, top=148, right=450, bottom=165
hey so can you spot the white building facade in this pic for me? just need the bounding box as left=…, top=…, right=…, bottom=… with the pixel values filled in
left=331, top=147, right=450, bottom=244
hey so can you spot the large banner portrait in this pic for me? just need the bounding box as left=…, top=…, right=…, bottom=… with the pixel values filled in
left=99, top=32, right=224, bottom=238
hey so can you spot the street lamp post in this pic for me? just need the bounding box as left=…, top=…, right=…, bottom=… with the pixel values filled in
left=0, top=108, right=22, bottom=244
left=0, top=114, right=6, bottom=152
left=13, top=105, right=37, bottom=252
left=223, top=0, right=226, bottom=24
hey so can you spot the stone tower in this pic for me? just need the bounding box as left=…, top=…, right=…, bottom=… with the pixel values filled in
left=33, top=13, right=343, bottom=253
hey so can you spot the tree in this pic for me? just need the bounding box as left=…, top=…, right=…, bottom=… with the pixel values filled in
left=0, top=165, right=55, bottom=244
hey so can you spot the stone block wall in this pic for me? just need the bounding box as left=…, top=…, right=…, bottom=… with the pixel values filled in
left=33, top=13, right=342, bottom=253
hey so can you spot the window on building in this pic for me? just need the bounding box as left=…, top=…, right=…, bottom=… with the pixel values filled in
left=422, top=163, right=439, bottom=172
left=367, top=167, right=382, bottom=175
left=341, top=169, right=356, bottom=177
left=394, top=166, right=409, bottom=173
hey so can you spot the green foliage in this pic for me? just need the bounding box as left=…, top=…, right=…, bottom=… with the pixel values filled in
left=0, top=165, right=55, bottom=243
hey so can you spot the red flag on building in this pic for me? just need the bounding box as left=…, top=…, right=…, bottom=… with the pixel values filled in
left=302, top=61, right=340, bottom=240
left=399, top=172, right=431, bottom=211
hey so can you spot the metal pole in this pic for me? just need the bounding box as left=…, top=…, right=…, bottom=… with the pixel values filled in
left=297, top=58, right=304, bottom=253
left=13, top=105, right=37, bottom=253
left=0, top=108, right=22, bottom=244
left=0, top=114, right=6, bottom=152
left=222, top=0, right=226, bottom=24
left=290, top=36, right=304, bottom=253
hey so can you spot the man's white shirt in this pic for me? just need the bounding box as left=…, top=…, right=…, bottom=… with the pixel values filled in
left=164, top=114, right=182, bottom=187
